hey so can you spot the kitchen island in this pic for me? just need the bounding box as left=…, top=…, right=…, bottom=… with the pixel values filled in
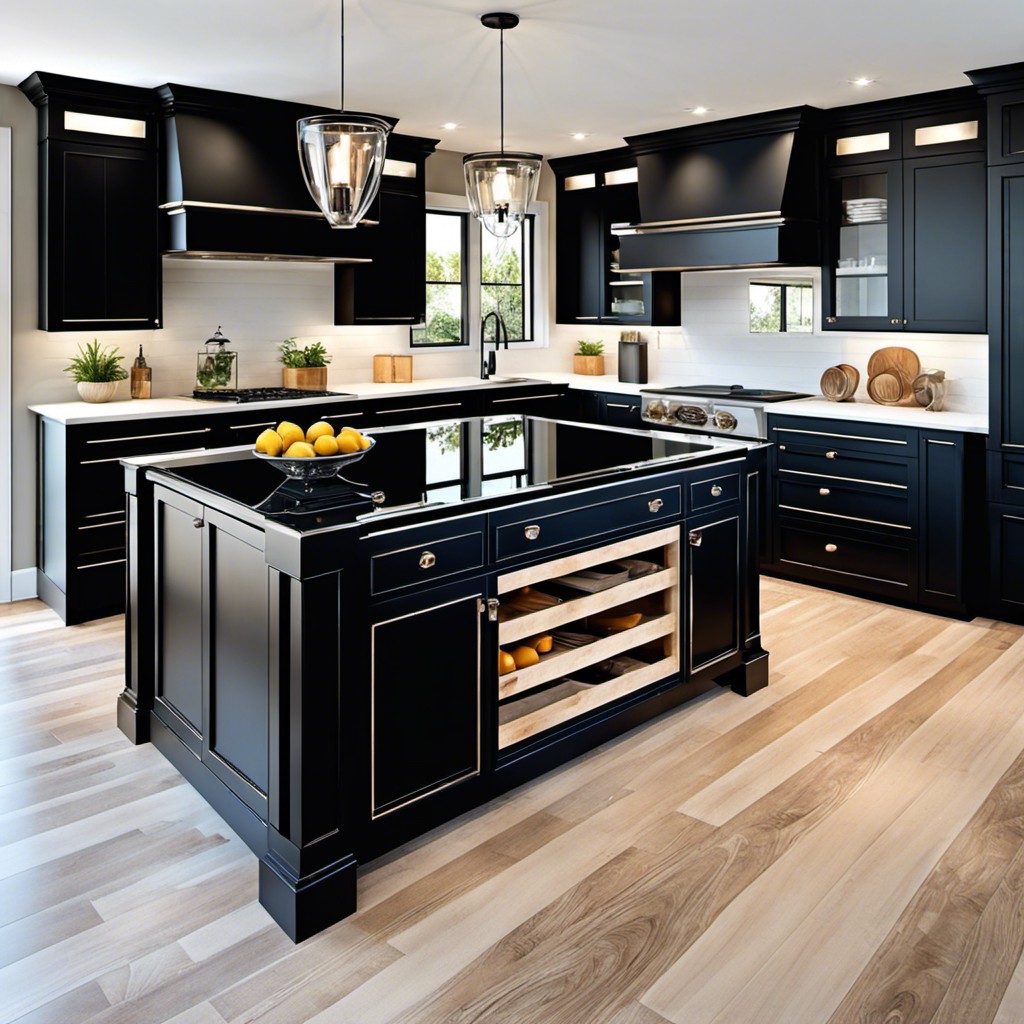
left=119, top=413, right=768, bottom=940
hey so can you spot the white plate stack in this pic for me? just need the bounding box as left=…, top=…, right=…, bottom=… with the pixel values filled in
left=844, top=197, right=887, bottom=224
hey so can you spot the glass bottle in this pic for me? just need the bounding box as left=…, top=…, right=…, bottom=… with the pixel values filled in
left=195, top=327, right=238, bottom=391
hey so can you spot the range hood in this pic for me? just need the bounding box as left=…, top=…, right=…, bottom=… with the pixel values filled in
left=158, top=84, right=390, bottom=263
left=615, top=107, right=823, bottom=272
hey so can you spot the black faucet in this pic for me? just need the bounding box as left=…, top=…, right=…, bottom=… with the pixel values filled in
left=480, top=310, right=509, bottom=380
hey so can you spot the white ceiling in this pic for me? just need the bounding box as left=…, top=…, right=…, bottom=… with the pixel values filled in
left=3, top=0, right=1023, bottom=157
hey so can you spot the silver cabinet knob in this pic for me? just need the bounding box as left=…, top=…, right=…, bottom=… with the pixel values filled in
left=371, top=491, right=386, bottom=505
left=825, top=543, right=838, bottom=553
left=419, top=551, right=436, bottom=569
left=193, top=518, right=204, bottom=529
left=689, top=530, right=703, bottom=547
left=710, top=485, right=723, bottom=498
left=819, top=487, right=831, bottom=496
left=649, top=498, right=665, bottom=513
left=890, top=318, right=901, bottom=325
left=524, top=525, right=541, bottom=541
left=825, top=450, right=838, bottom=460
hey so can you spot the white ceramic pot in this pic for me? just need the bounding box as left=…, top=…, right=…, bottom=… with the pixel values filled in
left=77, top=381, right=120, bottom=403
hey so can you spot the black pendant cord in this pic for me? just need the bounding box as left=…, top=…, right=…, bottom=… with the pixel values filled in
left=499, top=27, right=505, bottom=154
left=339, top=0, right=346, bottom=112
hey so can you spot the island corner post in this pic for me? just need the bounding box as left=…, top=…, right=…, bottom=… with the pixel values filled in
left=116, top=418, right=769, bottom=941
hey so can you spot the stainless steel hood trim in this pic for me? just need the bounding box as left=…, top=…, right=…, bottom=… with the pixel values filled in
left=160, top=199, right=323, bottom=219
left=617, top=261, right=796, bottom=273
left=613, top=210, right=783, bottom=231
left=613, top=217, right=789, bottom=237
left=161, top=251, right=373, bottom=264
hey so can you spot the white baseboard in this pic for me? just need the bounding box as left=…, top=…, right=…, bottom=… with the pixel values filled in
left=10, top=568, right=37, bottom=602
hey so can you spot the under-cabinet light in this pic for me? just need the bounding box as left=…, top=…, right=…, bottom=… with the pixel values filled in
left=915, top=120, right=979, bottom=147
left=383, top=158, right=417, bottom=178
left=64, top=110, right=146, bottom=139
left=835, top=131, right=890, bottom=157
left=604, top=167, right=639, bottom=186
left=564, top=173, right=597, bottom=191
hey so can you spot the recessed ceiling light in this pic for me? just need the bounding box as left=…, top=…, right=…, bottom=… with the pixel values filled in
left=690, top=106, right=710, bottom=115
left=850, top=77, right=875, bottom=87
left=440, top=122, right=459, bottom=130
left=570, top=132, right=589, bottom=140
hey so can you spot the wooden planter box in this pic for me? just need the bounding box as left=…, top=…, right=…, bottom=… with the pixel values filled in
left=573, top=355, right=605, bottom=376
left=283, top=367, right=328, bottom=390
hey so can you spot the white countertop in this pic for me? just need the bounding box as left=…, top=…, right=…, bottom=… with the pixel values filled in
left=767, top=397, right=988, bottom=434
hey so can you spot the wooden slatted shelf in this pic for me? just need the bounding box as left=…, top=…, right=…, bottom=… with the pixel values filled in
left=498, top=654, right=680, bottom=750
left=498, top=566, right=678, bottom=646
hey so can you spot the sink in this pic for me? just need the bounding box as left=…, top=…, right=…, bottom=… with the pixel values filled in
left=481, top=376, right=537, bottom=385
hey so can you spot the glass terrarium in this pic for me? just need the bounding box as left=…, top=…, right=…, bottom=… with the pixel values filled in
left=195, top=326, right=238, bottom=391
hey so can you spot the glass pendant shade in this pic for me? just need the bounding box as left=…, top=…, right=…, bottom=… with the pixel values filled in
left=297, top=113, right=392, bottom=228
left=464, top=152, right=542, bottom=238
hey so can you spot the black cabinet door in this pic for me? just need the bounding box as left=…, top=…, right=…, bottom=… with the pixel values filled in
left=903, top=155, right=986, bottom=333
left=370, top=585, right=482, bottom=819
left=992, top=165, right=1024, bottom=450
left=44, top=141, right=160, bottom=331
left=335, top=190, right=426, bottom=326
left=919, top=433, right=965, bottom=611
left=688, top=515, right=741, bottom=673
left=556, top=187, right=603, bottom=324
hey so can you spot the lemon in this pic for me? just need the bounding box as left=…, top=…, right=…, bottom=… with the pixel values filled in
left=255, top=428, right=284, bottom=456
left=337, top=433, right=360, bottom=455
left=306, top=421, right=335, bottom=444
left=314, top=435, right=340, bottom=456
left=284, top=441, right=316, bottom=458
left=277, top=421, right=305, bottom=450
left=358, top=434, right=372, bottom=451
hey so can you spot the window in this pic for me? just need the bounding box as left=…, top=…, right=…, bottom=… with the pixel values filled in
left=421, top=211, right=467, bottom=346
left=749, top=280, right=813, bottom=333
left=413, top=208, right=537, bottom=347
left=424, top=416, right=528, bottom=500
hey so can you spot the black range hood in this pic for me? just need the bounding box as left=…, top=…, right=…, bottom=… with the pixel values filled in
left=158, top=84, right=391, bottom=263
left=615, top=107, right=824, bottom=272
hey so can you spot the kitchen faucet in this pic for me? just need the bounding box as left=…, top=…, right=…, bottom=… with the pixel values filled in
left=480, top=310, right=509, bottom=379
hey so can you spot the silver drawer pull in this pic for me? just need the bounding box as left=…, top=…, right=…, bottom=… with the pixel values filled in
left=819, top=487, right=831, bottom=496
left=648, top=498, right=665, bottom=513
left=606, top=402, right=634, bottom=410
left=193, top=518, right=205, bottom=530
left=524, top=525, right=541, bottom=541
left=825, top=450, right=838, bottom=460
left=689, top=530, right=703, bottom=547
left=710, top=485, right=723, bottom=498
left=778, top=445, right=787, bottom=451
left=419, top=551, right=436, bottom=569
left=825, top=543, right=838, bottom=553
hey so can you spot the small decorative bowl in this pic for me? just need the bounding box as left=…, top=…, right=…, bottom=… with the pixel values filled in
left=253, top=437, right=375, bottom=481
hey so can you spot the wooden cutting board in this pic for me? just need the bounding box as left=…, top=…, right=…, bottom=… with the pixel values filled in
left=820, top=364, right=859, bottom=402
left=867, top=346, right=921, bottom=383
left=867, top=371, right=905, bottom=405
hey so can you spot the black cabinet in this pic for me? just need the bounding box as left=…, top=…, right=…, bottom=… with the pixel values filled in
left=334, top=137, right=438, bottom=327
left=823, top=95, right=986, bottom=334
left=21, top=73, right=162, bottom=332
left=765, top=414, right=984, bottom=616
left=688, top=514, right=741, bottom=673
left=550, top=150, right=681, bottom=327
left=370, top=581, right=483, bottom=819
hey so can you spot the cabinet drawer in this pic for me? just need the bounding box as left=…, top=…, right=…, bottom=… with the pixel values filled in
left=777, top=520, right=916, bottom=594
left=601, top=395, right=643, bottom=428
left=73, top=425, right=214, bottom=461
left=493, top=485, right=680, bottom=562
left=777, top=478, right=912, bottom=530
left=770, top=418, right=915, bottom=456
left=988, top=451, right=1024, bottom=506
left=690, top=471, right=740, bottom=512
left=777, top=443, right=913, bottom=489
left=366, top=399, right=465, bottom=425
left=370, top=531, right=485, bottom=596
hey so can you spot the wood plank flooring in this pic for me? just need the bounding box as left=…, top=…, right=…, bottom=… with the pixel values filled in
left=2, top=580, right=1024, bottom=1023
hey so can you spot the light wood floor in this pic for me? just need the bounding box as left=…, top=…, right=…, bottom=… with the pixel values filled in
left=4, top=580, right=1024, bottom=1023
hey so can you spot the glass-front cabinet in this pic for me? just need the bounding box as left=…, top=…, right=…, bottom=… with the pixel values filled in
left=824, top=161, right=903, bottom=331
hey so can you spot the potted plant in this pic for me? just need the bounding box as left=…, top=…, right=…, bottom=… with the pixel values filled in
left=573, top=340, right=605, bottom=376
left=279, top=338, right=333, bottom=390
left=65, top=340, right=128, bottom=403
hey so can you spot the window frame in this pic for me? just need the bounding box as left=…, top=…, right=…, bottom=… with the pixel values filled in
left=479, top=216, right=535, bottom=343
left=748, top=278, right=815, bottom=334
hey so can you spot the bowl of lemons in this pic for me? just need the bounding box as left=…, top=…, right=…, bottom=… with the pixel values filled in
left=253, top=420, right=375, bottom=481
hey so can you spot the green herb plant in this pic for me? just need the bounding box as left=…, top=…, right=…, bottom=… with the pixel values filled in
left=576, top=340, right=604, bottom=357
left=279, top=338, right=333, bottom=368
left=64, top=340, right=129, bottom=383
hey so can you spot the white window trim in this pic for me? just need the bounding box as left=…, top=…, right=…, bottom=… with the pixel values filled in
left=421, top=190, right=549, bottom=352
left=0, top=128, right=11, bottom=603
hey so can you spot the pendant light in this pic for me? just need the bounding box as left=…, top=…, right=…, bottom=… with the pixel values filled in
left=464, top=13, right=543, bottom=239
left=297, top=0, right=392, bottom=228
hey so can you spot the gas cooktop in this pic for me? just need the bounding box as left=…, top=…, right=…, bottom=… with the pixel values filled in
left=644, top=384, right=811, bottom=402
left=192, top=387, right=355, bottom=403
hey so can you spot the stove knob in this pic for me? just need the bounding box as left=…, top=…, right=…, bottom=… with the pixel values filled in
left=645, top=400, right=669, bottom=421
left=676, top=405, right=709, bottom=427
left=714, top=410, right=738, bottom=432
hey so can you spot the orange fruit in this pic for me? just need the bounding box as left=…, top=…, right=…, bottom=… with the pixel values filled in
left=284, top=441, right=316, bottom=458
left=530, top=635, right=553, bottom=654
left=313, top=435, right=340, bottom=456
left=511, top=646, right=540, bottom=669
left=306, top=421, right=335, bottom=443
left=498, top=650, right=516, bottom=675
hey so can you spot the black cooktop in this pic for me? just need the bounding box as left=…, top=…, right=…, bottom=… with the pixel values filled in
left=192, top=387, right=354, bottom=403
left=648, top=384, right=811, bottom=402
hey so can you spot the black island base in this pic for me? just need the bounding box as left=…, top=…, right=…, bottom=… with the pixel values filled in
left=118, top=414, right=769, bottom=941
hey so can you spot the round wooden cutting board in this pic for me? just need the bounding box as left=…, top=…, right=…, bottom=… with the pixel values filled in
left=867, top=346, right=921, bottom=383
left=820, top=364, right=859, bottom=402
left=867, top=371, right=905, bottom=405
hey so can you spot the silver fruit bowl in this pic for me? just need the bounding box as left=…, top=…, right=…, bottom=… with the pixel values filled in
left=253, top=437, right=375, bottom=481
